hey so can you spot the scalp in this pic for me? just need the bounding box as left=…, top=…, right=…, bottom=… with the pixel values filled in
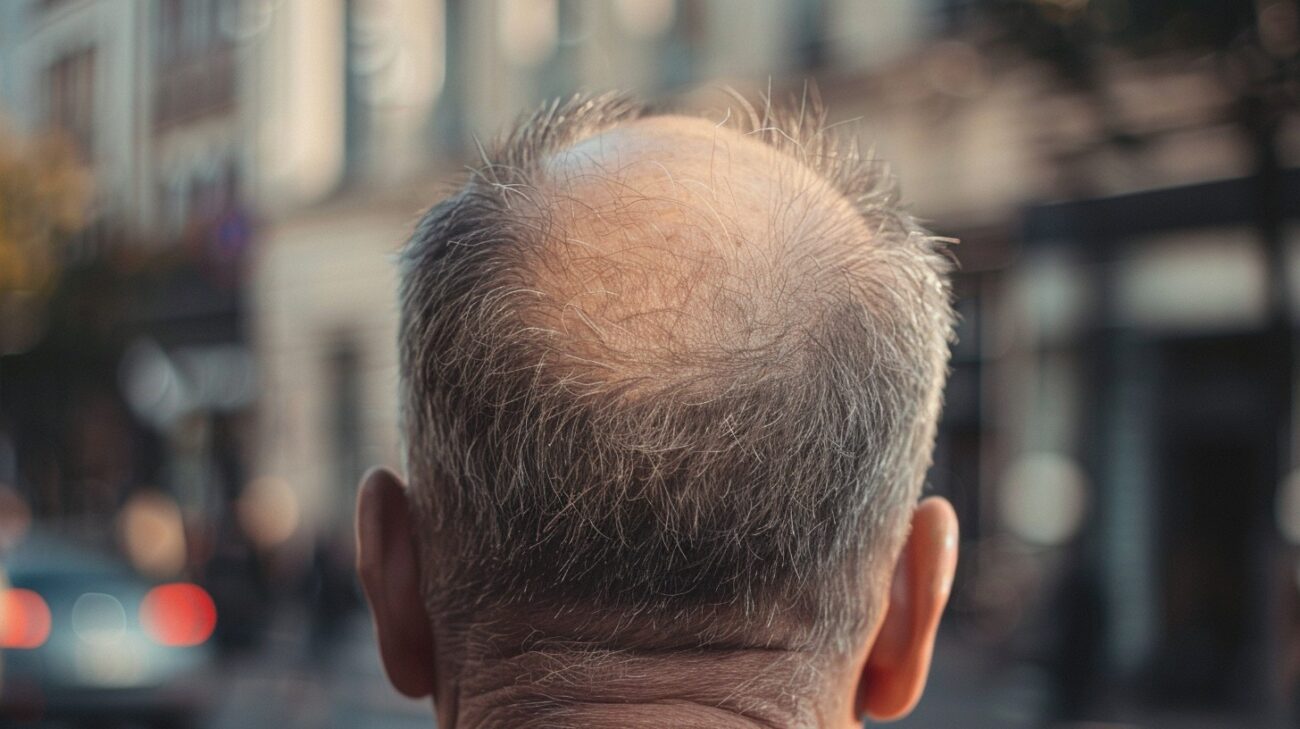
left=511, top=116, right=876, bottom=392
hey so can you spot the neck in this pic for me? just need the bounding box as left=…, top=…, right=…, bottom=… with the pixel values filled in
left=441, top=643, right=836, bottom=729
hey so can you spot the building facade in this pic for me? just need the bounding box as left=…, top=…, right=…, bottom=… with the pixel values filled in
left=0, top=0, right=257, bottom=537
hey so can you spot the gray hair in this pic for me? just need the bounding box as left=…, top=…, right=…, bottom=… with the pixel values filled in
left=398, top=92, right=954, bottom=661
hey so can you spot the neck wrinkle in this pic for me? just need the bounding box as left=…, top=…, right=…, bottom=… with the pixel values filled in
left=446, top=643, right=831, bottom=729
left=459, top=701, right=793, bottom=729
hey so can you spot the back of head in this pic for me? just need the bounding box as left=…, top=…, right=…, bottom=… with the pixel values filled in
left=398, top=92, right=953, bottom=712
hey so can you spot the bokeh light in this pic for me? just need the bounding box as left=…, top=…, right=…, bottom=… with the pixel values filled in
left=0, top=588, right=52, bottom=650
left=70, top=592, right=127, bottom=646
left=140, top=583, right=217, bottom=648
left=237, top=476, right=301, bottom=549
left=117, top=490, right=188, bottom=579
left=998, top=452, right=1090, bottom=547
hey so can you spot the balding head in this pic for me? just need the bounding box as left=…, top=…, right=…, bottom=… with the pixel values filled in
left=526, top=115, right=877, bottom=386
left=364, top=93, right=957, bottom=728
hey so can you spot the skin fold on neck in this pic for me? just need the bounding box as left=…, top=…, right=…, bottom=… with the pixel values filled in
left=445, top=640, right=845, bottom=729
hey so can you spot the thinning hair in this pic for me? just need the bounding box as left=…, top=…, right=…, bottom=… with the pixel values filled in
left=398, top=92, right=954, bottom=664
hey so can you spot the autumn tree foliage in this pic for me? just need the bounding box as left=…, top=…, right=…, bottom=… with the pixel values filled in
left=0, top=123, right=89, bottom=291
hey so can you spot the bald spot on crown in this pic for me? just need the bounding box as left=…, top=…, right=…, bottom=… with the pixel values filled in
left=509, top=115, right=874, bottom=388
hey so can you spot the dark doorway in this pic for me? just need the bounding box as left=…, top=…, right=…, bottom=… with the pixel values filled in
left=1151, top=332, right=1277, bottom=709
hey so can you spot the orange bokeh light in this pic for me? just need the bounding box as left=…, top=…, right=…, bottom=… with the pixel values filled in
left=139, top=583, right=217, bottom=647
left=0, top=588, right=52, bottom=649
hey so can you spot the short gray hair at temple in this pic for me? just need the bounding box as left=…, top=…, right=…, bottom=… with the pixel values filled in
left=397, top=91, right=955, bottom=659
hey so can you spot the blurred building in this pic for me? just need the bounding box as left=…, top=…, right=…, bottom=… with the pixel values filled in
left=3, top=1, right=149, bottom=229
left=0, top=0, right=256, bottom=541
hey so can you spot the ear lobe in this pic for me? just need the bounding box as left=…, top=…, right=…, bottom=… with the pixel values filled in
left=356, top=467, right=437, bottom=699
left=856, top=497, right=958, bottom=722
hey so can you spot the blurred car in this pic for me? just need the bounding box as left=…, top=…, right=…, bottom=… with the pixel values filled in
left=0, top=531, right=217, bottom=727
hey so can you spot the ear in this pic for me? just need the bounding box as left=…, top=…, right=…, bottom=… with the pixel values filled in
left=356, top=467, right=437, bottom=699
left=855, top=497, right=958, bottom=722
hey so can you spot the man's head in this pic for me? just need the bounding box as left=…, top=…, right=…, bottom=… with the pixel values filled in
left=358, top=93, right=958, bottom=728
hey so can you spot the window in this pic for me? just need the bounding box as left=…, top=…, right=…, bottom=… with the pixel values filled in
left=154, top=0, right=235, bottom=128
left=44, top=48, right=96, bottom=158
